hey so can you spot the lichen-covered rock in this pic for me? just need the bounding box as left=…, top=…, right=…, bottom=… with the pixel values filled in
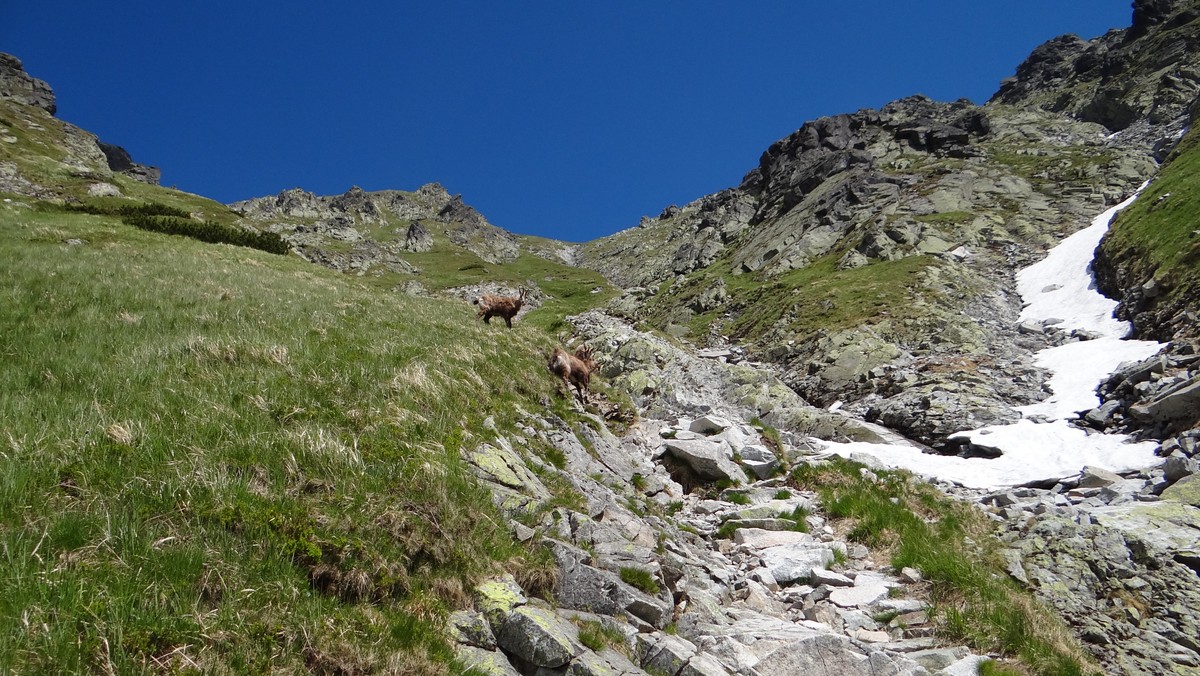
left=467, top=439, right=551, bottom=503
left=455, top=645, right=522, bottom=676
left=1090, top=501, right=1200, bottom=565
left=1162, top=473, right=1200, bottom=507
left=449, top=610, right=497, bottom=650
left=474, top=574, right=527, bottom=633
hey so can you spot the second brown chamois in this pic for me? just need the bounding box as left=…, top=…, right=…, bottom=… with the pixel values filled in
left=548, top=344, right=598, bottom=403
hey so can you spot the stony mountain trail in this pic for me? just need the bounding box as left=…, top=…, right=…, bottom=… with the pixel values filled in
left=453, top=310, right=1200, bottom=674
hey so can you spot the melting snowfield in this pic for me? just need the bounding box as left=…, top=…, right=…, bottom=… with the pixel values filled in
left=821, top=191, right=1166, bottom=489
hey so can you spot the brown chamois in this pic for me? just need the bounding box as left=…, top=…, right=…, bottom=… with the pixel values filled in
left=548, top=344, right=598, bottom=403
left=473, top=287, right=526, bottom=329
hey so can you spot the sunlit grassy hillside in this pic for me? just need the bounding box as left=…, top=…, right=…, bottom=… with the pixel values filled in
left=0, top=200, right=572, bottom=673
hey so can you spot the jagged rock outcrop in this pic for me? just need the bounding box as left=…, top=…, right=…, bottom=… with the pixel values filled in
left=993, top=0, right=1200, bottom=143
left=96, top=141, right=161, bottom=185
left=969, top=461, right=1200, bottom=673
left=403, top=219, right=433, bottom=252
left=0, top=53, right=55, bottom=114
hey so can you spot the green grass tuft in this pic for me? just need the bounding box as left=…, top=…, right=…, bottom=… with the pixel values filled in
left=574, top=619, right=628, bottom=655
left=618, top=567, right=660, bottom=595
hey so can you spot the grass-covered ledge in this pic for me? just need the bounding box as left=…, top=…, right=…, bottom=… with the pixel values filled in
left=788, top=458, right=1099, bottom=676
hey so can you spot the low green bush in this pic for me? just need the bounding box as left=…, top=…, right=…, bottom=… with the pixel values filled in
left=122, top=213, right=289, bottom=254
left=63, top=200, right=289, bottom=254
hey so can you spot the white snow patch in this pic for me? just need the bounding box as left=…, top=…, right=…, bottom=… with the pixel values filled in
left=1016, top=338, right=1163, bottom=420
left=816, top=189, right=1166, bottom=489
left=1016, top=192, right=1141, bottom=337
left=820, top=420, right=1160, bottom=489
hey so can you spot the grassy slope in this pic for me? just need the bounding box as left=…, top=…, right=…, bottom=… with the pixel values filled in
left=0, top=201, right=568, bottom=673
left=1099, top=124, right=1200, bottom=333
left=393, top=239, right=617, bottom=332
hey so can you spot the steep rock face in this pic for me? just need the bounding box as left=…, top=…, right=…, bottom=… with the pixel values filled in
left=96, top=141, right=161, bottom=185
left=1093, top=126, right=1200, bottom=346
left=0, top=52, right=161, bottom=190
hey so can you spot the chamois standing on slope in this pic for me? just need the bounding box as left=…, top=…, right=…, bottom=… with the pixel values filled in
left=548, top=344, right=598, bottom=404
left=473, top=287, right=526, bottom=329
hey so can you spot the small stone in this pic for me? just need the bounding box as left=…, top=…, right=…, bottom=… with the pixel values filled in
left=1078, top=466, right=1123, bottom=488
left=828, top=578, right=890, bottom=608
left=810, top=567, right=854, bottom=587
left=851, top=628, right=891, bottom=643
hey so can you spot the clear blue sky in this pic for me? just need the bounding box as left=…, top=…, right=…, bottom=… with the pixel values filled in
left=4, top=2, right=1132, bottom=242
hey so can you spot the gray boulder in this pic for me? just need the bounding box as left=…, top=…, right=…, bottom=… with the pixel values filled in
left=549, top=540, right=672, bottom=628
left=758, top=541, right=837, bottom=584
left=752, top=633, right=924, bottom=676
left=636, top=633, right=730, bottom=676
left=1164, top=454, right=1198, bottom=485
left=663, top=438, right=749, bottom=484
left=403, top=220, right=433, bottom=252
left=496, top=606, right=584, bottom=669
left=564, top=649, right=643, bottom=675
left=737, top=443, right=780, bottom=479
left=449, top=610, right=497, bottom=650
left=1131, top=375, right=1200, bottom=430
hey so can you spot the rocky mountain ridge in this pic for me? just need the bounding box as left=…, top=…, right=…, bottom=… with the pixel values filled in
left=440, top=304, right=1200, bottom=675
left=230, top=183, right=525, bottom=269
left=437, top=3, right=1200, bottom=672
left=567, top=0, right=1200, bottom=458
